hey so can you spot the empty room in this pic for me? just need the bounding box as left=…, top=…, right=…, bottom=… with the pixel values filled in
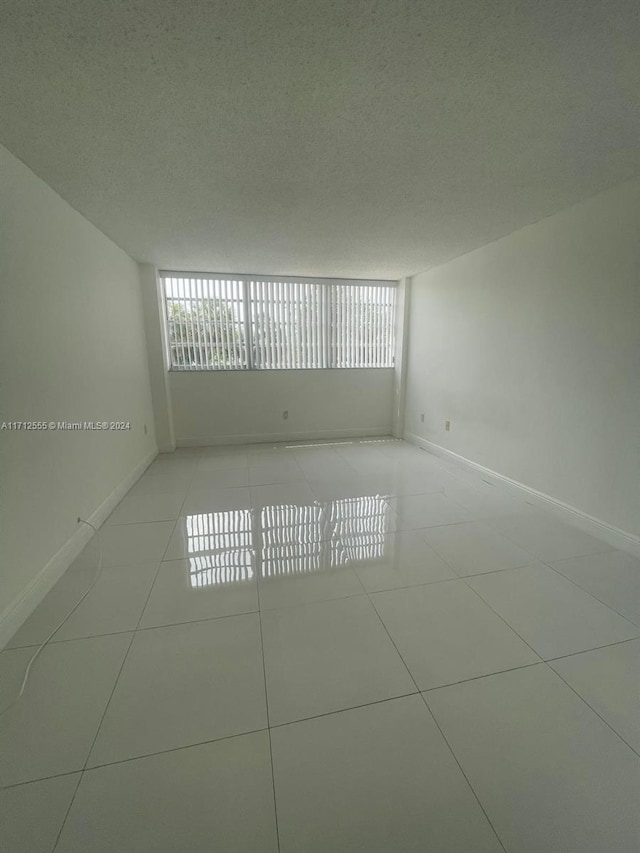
left=1, top=1, right=639, bottom=851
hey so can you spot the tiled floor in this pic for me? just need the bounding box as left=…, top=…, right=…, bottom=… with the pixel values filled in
left=2, top=438, right=640, bottom=852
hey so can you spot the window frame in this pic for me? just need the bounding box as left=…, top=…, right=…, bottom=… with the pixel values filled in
left=160, top=270, right=397, bottom=372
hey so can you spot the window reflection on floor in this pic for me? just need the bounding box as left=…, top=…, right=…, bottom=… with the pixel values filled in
left=185, top=510, right=254, bottom=586
left=183, top=496, right=393, bottom=588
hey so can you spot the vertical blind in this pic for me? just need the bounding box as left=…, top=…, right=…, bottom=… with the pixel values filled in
left=161, top=272, right=396, bottom=370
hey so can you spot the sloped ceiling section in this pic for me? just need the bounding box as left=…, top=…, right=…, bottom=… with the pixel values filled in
left=1, top=0, right=639, bottom=279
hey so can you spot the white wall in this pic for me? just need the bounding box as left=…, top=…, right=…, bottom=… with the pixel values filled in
left=169, top=368, right=394, bottom=445
left=0, top=145, right=157, bottom=640
left=404, top=178, right=640, bottom=538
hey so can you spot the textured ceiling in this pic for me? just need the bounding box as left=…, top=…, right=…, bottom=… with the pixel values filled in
left=1, top=0, right=639, bottom=279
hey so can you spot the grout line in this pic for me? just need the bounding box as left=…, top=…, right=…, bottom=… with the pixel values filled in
left=81, top=557, right=165, bottom=771
left=544, top=635, right=640, bottom=663
left=255, top=570, right=282, bottom=853
left=479, top=519, right=615, bottom=563
left=104, top=515, right=185, bottom=528
left=266, top=690, right=421, bottom=730
left=7, top=645, right=635, bottom=794
left=50, top=768, right=84, bottom=853
left=460, top=562, right=639, bottom=658
left=541, top=558, right=640, bottom=626
left=17, top=556, right=623, bottom=654
left=137, top=608, right=260, bottom=631
left=6, top=627, right=144, bottom=651
left=158, top=509, right=186, bottom=563
left=1, top=768, right=81, bottom=790
left=419, top=692, right=508, bottom=853
left=452, top=568, right=640, bottom=759
left=51, top=555, right=166, bottom=851
left=363, top=585, right=424, bottom=694
left=360, top=555, right=509, bottom=852
left=4, top=691, right=432, bottom=793
left=457, top=575, right=544, bottom=661
left=258, top=588, right=369, bottom=611
left=546, top=660, right=640, bottom=759
left=420, top=660, right=543, bottom=693
left=9, top=438, right=633, bottom=849
left=72, top=726, right=269, bottom=775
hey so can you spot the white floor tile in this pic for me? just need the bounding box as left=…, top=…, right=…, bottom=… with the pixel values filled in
left=333, top=447, right=394, bottom=467
left=353, top=531, right=457, bottom=592
left=127, top=472, right=190, bottom=495
left=467, top=564, right=639, bottom=659
left=144, top=456, right=200, bottom=478
left=293, top=450, right=356, bottom=480
left=258, top=555, right=364, bottom=610
left=139, top=559, right=258, bottom=628
left=271, top=695, right=502, bottom=853
left=259, top=503, right=335, bottom=546
left=423, top=520, right=535, bottom=576
left=250, top=482, right=316, bottom=509
left=261, top=596, right=415, bottom=725
left=0, top=634, right=131, bottom=786
left=377, top=440, right=426, bottom=461
left=443, top=482, right=531, bottom=519
left=488, top=511, right=612, bottom=561
left=201, top=450, right=249, bottom=465
left=246, top=445, right=292, bottom=465
left=180, top=485, right=251, bottom=515
left=551, top=639, right=640, bottom=753
left=88, top=615, right=267, bottom=766
left=58, top=733, right=278, bottom=853
left=426, top=664, right=640, bottom=853
left=328, top=494, right=400, bottom=545
left=372, top=469, right=456, bottom=497
left=387, top=493, right=472, bottom=530
left=248, top=457, right=305, bottom=485
left=334, top=446, right=398, bottom=476
left=105, top=492, right=185, bottom=525
left=10, top=438, right=639, bottom=849
left=371, top=580, right=539, bottom=689
left=244, top=442, right=288, bottom=457
left=307, top=474, right=382, bottom=502
left=7, top=563, right=159, bottom=647
left=198, top=445, right=247, bottom=471
left=190, top=465, right=249, bottom=489
left=163, top=510, right=253, bottom=561
left=0, top=772, right=80, bottom=853
left=84, top=521, right=174, bottom=568
left=549, top=550, right=640, bottom=625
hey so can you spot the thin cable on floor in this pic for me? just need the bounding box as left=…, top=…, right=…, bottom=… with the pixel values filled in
left=0, top=518, right=103, bottom=719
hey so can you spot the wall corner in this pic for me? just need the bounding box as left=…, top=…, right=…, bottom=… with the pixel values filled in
left=138, top=263, right=176, bottom=452
left=391, top=276, right=412, bottom=438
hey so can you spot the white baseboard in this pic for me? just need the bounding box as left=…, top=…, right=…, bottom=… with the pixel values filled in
left=0, top=448, right=158, bottom=650
left=404, top=432, right=640, bottom=558
left=176, top=426, right=392, bottom=447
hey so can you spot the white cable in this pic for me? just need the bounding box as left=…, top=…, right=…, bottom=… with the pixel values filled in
left=0, top=518, right=103, bottom=719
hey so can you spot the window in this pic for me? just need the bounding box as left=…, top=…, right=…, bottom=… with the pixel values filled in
left=161, top=272, right=396, bottom=370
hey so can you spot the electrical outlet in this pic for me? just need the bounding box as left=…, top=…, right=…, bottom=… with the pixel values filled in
left=445, top=420, right=451, bottom=431
left=282, top=410, right=289, bottom=420
left=420, top=413, right=425, bottom=423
